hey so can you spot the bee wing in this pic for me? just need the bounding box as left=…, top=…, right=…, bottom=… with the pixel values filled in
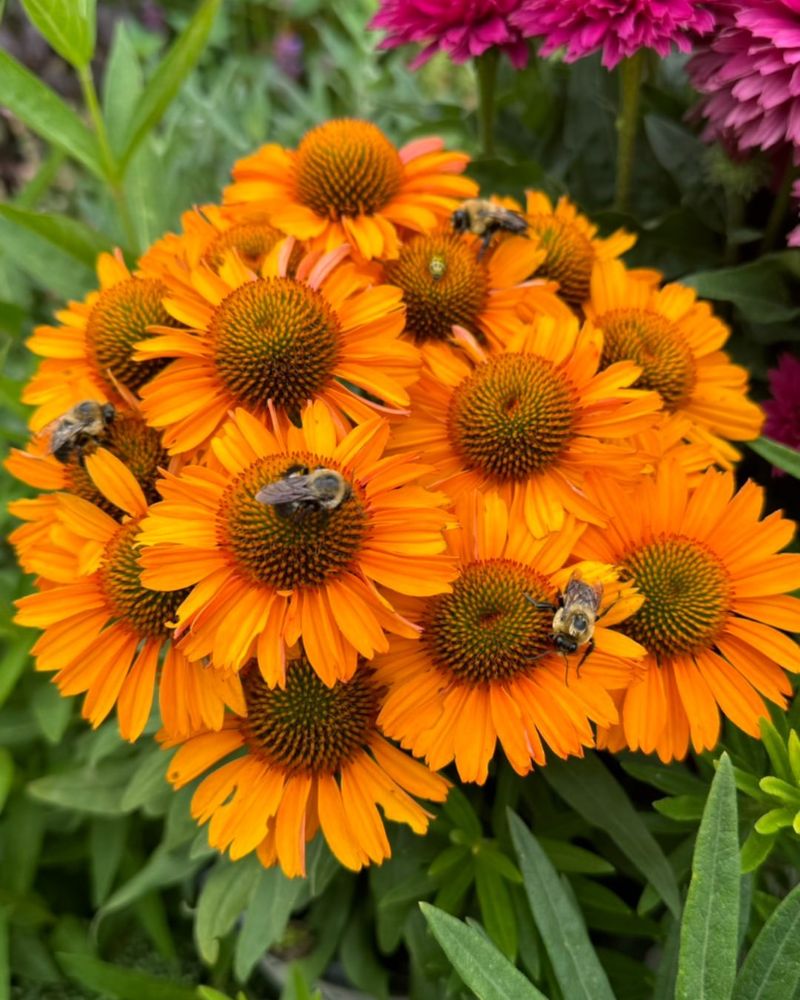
left=38, top=417, right=72, bottom=456
left=255, top=478, right=316, bottom=506
left=502, top=209, right=529, bottom=233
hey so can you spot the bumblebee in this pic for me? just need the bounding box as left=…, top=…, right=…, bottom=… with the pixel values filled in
left=255, top=466, right=351, bottom=518
left=451, top=198, right=528, bottom=258
left=428, top=253, right=447, bottom=281
left=527, top=574, right=604, bottom=672
left=44, top=401, right=116, bottom=464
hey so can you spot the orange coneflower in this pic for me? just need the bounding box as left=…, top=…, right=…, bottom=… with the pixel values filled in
left=375, top=491, right=644, bottom=783
left=224, top=119, right=478, bottom=260
left=13, top=449, right=244, bottom=740
left=162, top=654, right=449, bottom=877
left=524, top=191, right=636, bottom=308
left=585, top=260, right=764, bottom=464
left=135, top=241, right=419, bottom=455
left=382, top=228, right=570, bottom=347
left=576, top=461, right=800, bottom=762
left=23, top=253, right=182, bottom=431
left=391, top=316, right=661, bottom=536
left=136, top=402, right=456, bottom=686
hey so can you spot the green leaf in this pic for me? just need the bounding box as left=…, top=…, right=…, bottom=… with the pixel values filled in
left=28, top=760, right=136, bottom=815
left=233, top=866, right=304, bottom=982
left=0, top=905, right=8, bottom=1000
left=748, top=438, right=800, bottom=479
left=340, top=907, right=390, bottom=1000
left=537, top=837, right=614, bottom=875
left=118, top=0, right=221, bottom=171
left=99, top=844, right=202, bottom=918
left=755, top=807, right=795, bottom=835
left=21, top=0, right=96, bottom=68
left=508, top=812, right=615, bottom=1000
left=740, top=830, right=776, bottom=874
left=0, top=217, right=94, bottom=299
left=760, top=718, right=794, bottom=781
left=543, top=754, right=681, bottom=917
left=475, top=860, right=518, bottom=960
left=442, top=785, right=482, bottom=841
left=760, top=776, right=800, bottom=807
left=0, top=51, right=102, bottom=176
left=788, top=731, right=800, bottom=784
left=58, top=953, right=196, bottom=1000
left=0, top=749, right=13, bottom=815
left=419, top=903, right=548, bottom=1000
left=121, top=749, right=169, bottom=813
left=102, top=21, right=144, bottom=158
left=194, top=856, right=260, bottom=965
left=30, top=679, right=72, bottom=744
left=0, top=205, right=113, bottom=269
left=653, top=795, right=707, bottom=822
left=733, top=882, right=800, bottom=1000
left=676, top=753, right=739, bottom=1000
left=619, top=754, right=708, bottom=797
left=89, top=816, right=128, bottom=906
left=682, top=256, right=800, bottom=325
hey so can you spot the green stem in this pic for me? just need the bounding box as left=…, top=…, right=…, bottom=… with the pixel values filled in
left=475, top=49, right=500, bottom=159
left=614, top=51, right=644, bottom=214
left=762, top=159, right=798, bottom=253
left=77, top=64, right=138, bottom=254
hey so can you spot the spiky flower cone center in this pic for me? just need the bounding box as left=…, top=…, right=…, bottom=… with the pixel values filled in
left=599, top=309, right=697, bottom=410
left=210, top=278, right=340, bottom=412
left=202, top=220, right=285, bottom=271
left=85, top=278, right=178, bottom=393
left=528, top=214, right=594, bottom=307
left=448, top=354, right=577, bottom=482
left=620, top=534, right=730, bottom=657
left=101, top=519, right=188, bottom=637
left=294, top=119, right=403, bottom=220
left=384, top=232, right=489, bottom=343
left=242, top=658, right=383, bottom=773
left=217, top=453, right=366, bottom=590
left=422, top=559, right=555, bottom=684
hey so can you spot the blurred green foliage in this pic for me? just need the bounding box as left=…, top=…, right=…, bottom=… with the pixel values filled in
left=1, top=1, right=799, bottom=997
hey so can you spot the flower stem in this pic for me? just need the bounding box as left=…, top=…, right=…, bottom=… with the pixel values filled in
left=614, top=51, right=644, bottom=214
left=475, top=49, right=500, bottom=159
left=77, top=64, right=138, bottom=254
left=762, top=159, right=798, bottom=253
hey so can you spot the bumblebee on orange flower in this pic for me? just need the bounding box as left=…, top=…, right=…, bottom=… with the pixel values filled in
left=374, top=491, right=645, bottom=784
left=136, top=401, right=457, bottom=688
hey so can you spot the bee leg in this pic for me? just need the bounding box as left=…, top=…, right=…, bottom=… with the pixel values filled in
left=575, top=639, right=595, bottom=677
left=525, top=595, right=559, bottom=612
left=562, top=653, right=570, bottom=687
left=477, top=231, right=494, bottom=261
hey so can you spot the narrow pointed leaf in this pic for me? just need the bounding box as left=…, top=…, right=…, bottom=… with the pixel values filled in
left=676, top=753, right=739, bottom=1000
left=748, top=438, right=800, bottom=479
left=102, top=21, right=144, bottom=157
left=118, top=0, right=221, bottom=170
left=0, top=205, right=113, bottom=267
left=419, top=903, right=547, bottom=1000
left=543, top=753, right=681, bottom=916
left=508, top=812, right=615, bottom=1000
left=732, top=883, right=800, bottom=1000
left=58, top=953, right=196, bottom=1000
left=0, top=51, right=102, bottom=176
left=21, top=0, right=96, bottom=68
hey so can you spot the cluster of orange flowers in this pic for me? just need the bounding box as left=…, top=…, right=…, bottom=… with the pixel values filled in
left=8, top=118, right=800, bottom=878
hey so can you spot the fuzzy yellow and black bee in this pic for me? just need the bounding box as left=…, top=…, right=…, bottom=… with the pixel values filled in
left=451, top=198, right=528, bottom=258
left=43, top=401, right=116, bottom=464
left=255, top=465, right=351, bottom=518
left=527, top=574, right=604, bottom=672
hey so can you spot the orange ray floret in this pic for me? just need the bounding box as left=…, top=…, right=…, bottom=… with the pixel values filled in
left=576, top=461, right=800, bottom=762
left=136, top=402, right=457, bottom=686
left=374, top=491, right=645, bottom=783
left=23, top=252, right=182, bottom=432
left=224, top=119, right=478, bottom=260
left=391, top=316, right=662, bottom=536
left=162, top=655, right=449, bottom=877
left=135, top=240, right=419, bottom=456
left=585, top=260, right=764, bottom=465
left=382, top=228, right=570, bottom=348
left=13, top=449, right=243, bottom=740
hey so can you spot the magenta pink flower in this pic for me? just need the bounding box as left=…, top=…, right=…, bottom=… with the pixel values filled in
left=688, top=2, right=800, bottom=156
left=763, top=352, right=800, bottom=473
left=511, top=0, right=715, bottom=69
left=369, top=0, right=530, bottom=69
